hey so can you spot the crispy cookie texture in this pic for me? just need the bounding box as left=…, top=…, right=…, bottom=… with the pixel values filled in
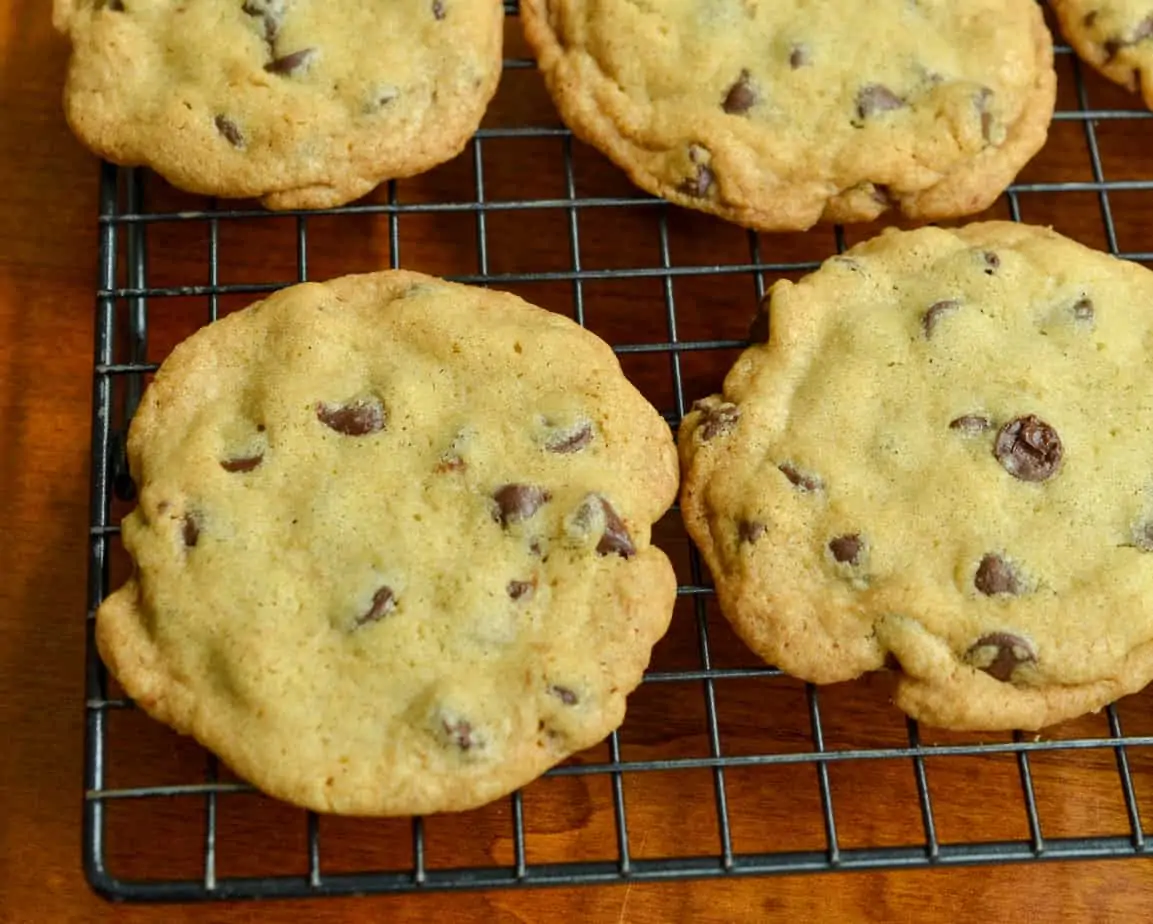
left=679, top=222, right=1153, bottom=731
left=521, top=0, right=1055, bottom=231
left=96, top=271, right=679, bottom=815
left=1052, top=0, right=1153, bottom=110
left=54, top=0, right=504, bottom=209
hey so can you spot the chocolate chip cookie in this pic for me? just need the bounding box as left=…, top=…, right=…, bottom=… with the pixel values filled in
left=97, top=271, right=679, bottom=814
left=53, top=0, right=503, bottom=209
left=680, top=222, right=1153, bottom=731
left=1052, top=1, right=1153, bottom=109
left=521, top=0, right=1056, bottom=231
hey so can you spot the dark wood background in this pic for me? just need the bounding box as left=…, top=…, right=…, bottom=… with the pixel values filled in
left=6, top=4, right=1153, bottom=921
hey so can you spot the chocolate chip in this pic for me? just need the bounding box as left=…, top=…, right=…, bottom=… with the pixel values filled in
left=778, top=463, right=822, bottom=492
left=550, top=685, right=578, bottom=706
left=220, top=453, right=263, bottom=473
left=982, top=251, right=1000, bottom=274
left=507, top=579, right=535, bottom=601
left=693, top=400, right=740, bottom=441
left=994, top=415, right=1063, bottom=482
left=544, top=419, right=593, bottom=453
left=493, top=484, right=551, bottom=527
left=722, top=70, right=757, bottom=114
left=965, top=632, right=1036, bottom=682
left=442, top=718, right=474, bottom=750
left=316, top=398, right=385, bottom=436
left=922, top=299, right=961, bottom=338
left=182, top=514, right=200, bottom=548
left=357, top=586, right=396, bottom=626
left=1132, top=521, right=1153, bottom=552
left=265, top=48, right=316, bottom=76
left=789, top=44, right=809, bottom=69
left=1072, top=296, right=1094, bottom=322
left=974, top=553, right=1024, bottom=596
left=242, top=0, right=283, bottom=43
left=1084, top=11, right=1098, bottom=27
left=856, top=84, right=904, bottom=119
left=596, top=498, right=635, bottom=559
left=432, top=0, right=446, bottom=19
left=828, top=534, right=862, bottom=565
left=214, top=115, right=244, bottom=148
left=948, top=414, right=992, bottom=434
left=738, top=520, right=766, bottom=544
left=679, top=144, right=714, bottom=197
left=747, top=306, right=769, bottom=343
left=871, top=184, right=892, bottom=207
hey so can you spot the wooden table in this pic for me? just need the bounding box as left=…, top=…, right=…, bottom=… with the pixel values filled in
left=5, top=4, right=1153, bottom=921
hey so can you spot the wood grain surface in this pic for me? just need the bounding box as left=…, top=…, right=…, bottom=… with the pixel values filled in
left=5, top=4, right=1153, bottom=922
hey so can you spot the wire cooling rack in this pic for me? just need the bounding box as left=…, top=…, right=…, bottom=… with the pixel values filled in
left=84, top=2, right=1153, bottom=903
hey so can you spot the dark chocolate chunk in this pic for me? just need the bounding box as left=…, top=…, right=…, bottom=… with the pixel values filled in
left=778, top=463, right=822, bottom=492
left=828, top=534, right=862, bottom=565
left=974, top=553, right=1024, bottom=596
left=596, top=498, right=635, bottom=559
left=722, top=70, right=757, bottom=114
left=265, top=48, right=316, bottom=76
left=507, top=579, right=535, bottom=601
left=693, top=400, right=740, bottom=441
left=856, top=84, right=904, bottom=119
left=493, top=484, right=551, bottom=527
left=182, top=513, right=200, bottom=548
left=357, top=586, right=396, bottom=626
left=738, top=520, right=766, bottom=544
left=965, top=632, right=1036, bottom=682
left=948, top=414, right=992, bottom=434
left=214, top=115, right=245, bottom=147
left=550, top=685, right=578, bottom=706
left=316, top=398, right=386, bottom=436
left=544, top=419, right=593, bottom=453
left=994, top=415, right=1063, bottom=482
left=922, top=298, right=961, bottom=338
left=220, top=453, right=264, bottom=473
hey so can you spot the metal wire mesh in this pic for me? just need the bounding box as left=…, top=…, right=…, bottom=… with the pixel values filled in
left=85, top=3, right=1153, bottom=902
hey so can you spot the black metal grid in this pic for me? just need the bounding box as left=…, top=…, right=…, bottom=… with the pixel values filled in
left=84, top=4, right=1153, bottom=902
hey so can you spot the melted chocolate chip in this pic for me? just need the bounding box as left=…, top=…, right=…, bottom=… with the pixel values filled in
left=871, top=184, right=892, bottom=207
left=316, top=399, right=386, bottom=436
left=265, top=47, right=316, bottom=76
left=242, top=0, right=284, bottom=42
left=722, top=70, right=757, bottom=114
left=550, top=685, right=578, bottom=706
left=974, top=554, right=1024, bottom=596
left=778, top=463, right=822, bottom=492
left=544, top=419, right=593, bottom=453
left=965, top=632, right=1036, bottom=682
left=432, top=0, right=446, bottom=19
left=922, top=299, right=961, bottom=338
left=789, top=44, right=809, bottom=69
left=596, top=498, right=635, bottom=559
left=693, top=400, right=740, bottom=441
left=856, top=84, right=904, bottom=119
left=828, top=534, right=862, bottom=565
left=442, top=718, right=474, bottom=750
left=220, top=453, right=264, bottom=473
left=182, top=514, right=200, bottom=548
left=357, top=586, right=396, bottom=626
left=493, top=484, right=551, bottom=527
left=1072, top=296, right=1094, bottom=322
left=949, top=414, right=992, bottom=434
left=982, top=251, right=1000, bottom=274
left=507, top=579, right=535, bottom=601
left=994, top=416, right=1063, bottom=482
left=738, top=520, right=766, bottom=544
left=679, top=144, right=714, bottom=197
left=214, top=115, right=245, bottom=148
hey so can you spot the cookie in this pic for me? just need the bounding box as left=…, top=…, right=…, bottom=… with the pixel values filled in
left=521, top=0, right=1056, bottom=231
left=97, top=271, right=679, bottom=815
left=679, top=222, right=1153, bottom=731
left=1051, top=1, right=1153, bottom=109
left=53, top=0, right=503, bottom=209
